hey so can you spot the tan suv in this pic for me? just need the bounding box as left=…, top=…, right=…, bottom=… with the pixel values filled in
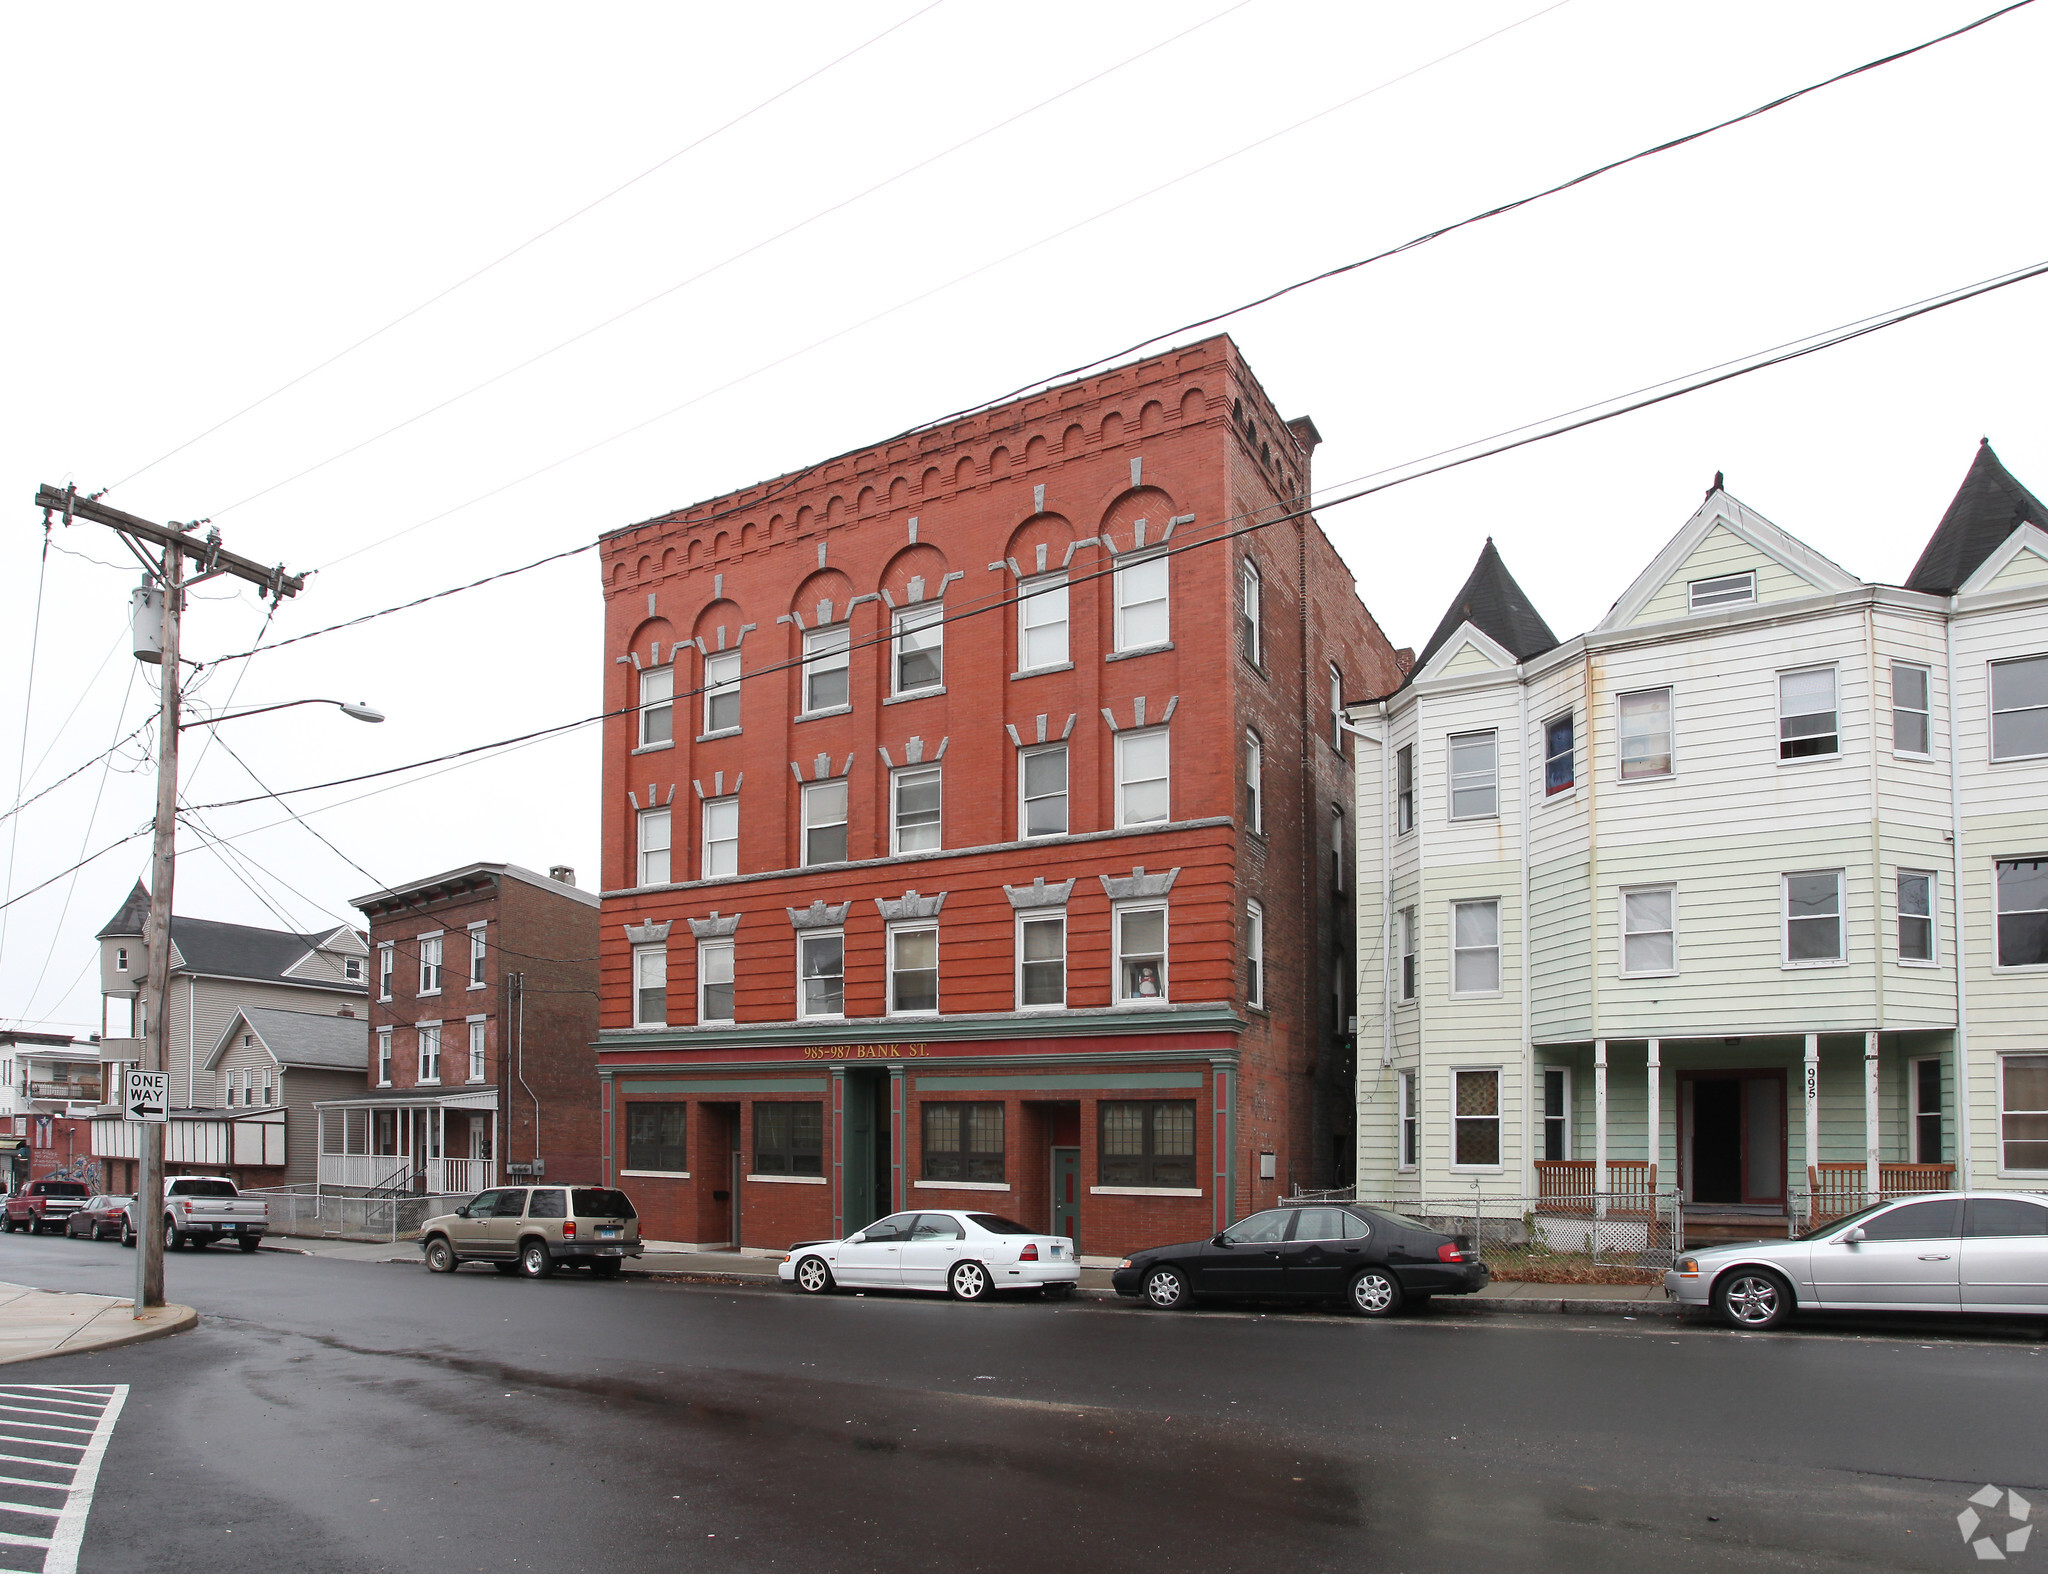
left=418, top=1185, right=643, bottom=1279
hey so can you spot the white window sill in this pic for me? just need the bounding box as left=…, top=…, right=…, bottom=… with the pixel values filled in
left=632, top=740, right=676, bottom=756
left=1447, top=813, right=1500, bottom=825
left=419, top=990, right=442, bottom=1000
left=1397, top=999, right=1418, bottom=1008
left=467, top=982, right=487, bottom=991
left=418, top=1079, right=441, bottom=1088
left=1542, top=786, right=1579, bottom=804
left=1090, top=1185, right=1202, bottom=1197
left=467, top=1077, right=486, bottom=1086
left=884, top=686, right=946, bottom=706
left=794, top=704, right=853, bottom=724
left=1781, top=960, right=1849, bottom=971
left=1106, top=642, right=1174, bottom=662
left=1448, top=1166, right=1504, bottom=1174
left=798, top=1014, right=846, bottom=1024
left=1988, top=752, right=2048, bottom=765
left=627, top=1023, right=670, bottom=1032
left=885, top=1012, right=940, bottom=1021
left=1615, top=773, right=1675, bottom=786
left=1111, top=999, right=1174, bottom=1010
left=1450, top=991, right=1504, bottom=1001
left=1619, top=970, right=1680, bottom=981
left=621, top=1170, right=691, bottom=1179
left=698, top=1019, right=736, bottom=1029
left=695, top=727, right=742, bottom=744
left=1991, top=963, right=2048, bottom=974
left=913, top=1180, right=1011, bottom=1192
left=1898, top=959, right=1940, bottom=969
left=1012, top=1004, right=1069, bottom=1015
left=747, top=1173, right=827, bottom=1185
left=1776, top=753, right=1844, bottom=768
left=1892, top=750, right=1935, bottom=763
left=1011, top=663, right=1074, bottom=680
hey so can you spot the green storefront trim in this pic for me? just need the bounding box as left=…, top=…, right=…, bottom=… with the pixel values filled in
left=615, top=1077, right=829, bottom=1094
left=912, top=1072, right=1207, bottom=1092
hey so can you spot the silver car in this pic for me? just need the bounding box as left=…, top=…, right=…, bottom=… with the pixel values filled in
left=1667, top=1191, right=2048, bottom=1328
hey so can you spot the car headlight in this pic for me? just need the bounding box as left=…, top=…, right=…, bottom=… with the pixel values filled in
left=1116, top=1258, right=1133, bottom=1270
left=1675, top=1257, right=1700, bottom=1277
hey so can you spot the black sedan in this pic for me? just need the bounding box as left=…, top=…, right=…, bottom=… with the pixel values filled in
left=1111, top=1203, right=1489, bottom=1316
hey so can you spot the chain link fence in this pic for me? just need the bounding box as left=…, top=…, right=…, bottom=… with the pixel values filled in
left=1291, top=1189, right=1681, bottom=1278
left=242, top=1186, right=479, bottom=1244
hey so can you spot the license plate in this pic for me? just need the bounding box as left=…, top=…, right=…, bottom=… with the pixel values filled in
left=1050, top=1245, right=1063, bottom=1257
left=218, top=1223, right=236, bottom=1232
left=597, top=1227, right=620, bottom=1238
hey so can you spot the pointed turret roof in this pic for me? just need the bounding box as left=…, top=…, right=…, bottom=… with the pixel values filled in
left=97, top=881, right=151, bottom=940
left=1905, top=440, right=2048, bottom=594
left=1413, top=538, right=1559, bottom=675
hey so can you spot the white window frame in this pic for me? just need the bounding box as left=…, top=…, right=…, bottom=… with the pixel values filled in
left=1245, top=731, right=1263, bottom=834
left=1017, top=574, right=1069, bottom=672
left=701, top=795, right=738, bottom=880
left=1782, top=869, right=1847, bottom=968
left=1112, top=551, right=1170, bottom=652
left=1239, top=559, right=1261, bottom=666
left=632, top=945, right=667, bottom=1029
left=344, top=955, right=363, bottom=982
left=1897, top=868, right=1938, bottom=965
left=1397, top=1070, right=1418, bottom=1171
left=637, top=806, right=672, bottom=887
left=1688, top=570, right=1755, bottom=612
left=417, top=1023, right=442, bottom=1086
left=1778, top=665, right=1840, bottom=761
left=418, top=932, right=443, bottom=996
left=698, top=938, right=735, bottom=1025
left=637, top=664, right=674, bottom=749
left=1891, top=661, right=1932, bottom=757
left=466, top=1018, right=486, bottom=1083
left=1450, top=1065, right=1504, bottom=1171
left=1330, top=665, right=1344, bottom=752
left=376, top=1029, right=392, bottom=1087
left=886, top=920, right=940, bottom=1017
left=1447, top=730, right=1498, bottom=821
left=468, top=923, right=487, bottom=988
left=1245, top=900, right=1265, bottom=1009
left=891, top=603, right=944, bottom=696
left=800, top=623, right=851, bottom=715
left=1617, top=687, right=1674, bottom=781
left=799, top=779, right=848, bottom=867
left=1989, top=654, right=2048, bottom=763
left=1541, top=1065, right=1572, bottom=1162
left=701, top=650, right=742, bottom=735
left=1998, top=1052, right=2048, bottom=1175
left=1618, top=884, right=1678, bottom=978
left=1994, top=857, right=2048, bottom=971
left=890, top=764, right=943, bottom=856
left=115, top=946, right=128, bottom=973
left=1113, top=900, right=1169, bottom=1006
left=377, top=943, right=394, bottom=1001
left=1909, top=1053, right=1943, bottom=1165
left=1450, top=899, right=1502, bottom=996
left=1399, top=907, right=1418, bottom=1003
left=1018, top=743, right=1068, bottom=839
left=797, top=930, right=847, bottom=1020
left=1114, top=727, right=1171, bottom=827
left=1015, top=909, right=1067, bottom=1011
left=1396, top=744, right=1414, bottom=833
left=1543, top=711, right=1576, bottom=796
left=1332, top=806, right=1345, bottom=892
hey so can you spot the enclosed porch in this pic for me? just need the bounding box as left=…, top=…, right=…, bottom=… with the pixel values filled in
left=314, top=1088, right=497, bottom=1196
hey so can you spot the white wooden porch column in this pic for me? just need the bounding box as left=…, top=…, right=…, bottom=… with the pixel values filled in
left=315, top=1108, right=324, bottom=1198
left=1594, top=1039, right=1608, bottom=1217
left=1864, top=1031, right=1881, bottom=1199
left=1803, top=1034, right=1820, bottom=1200
left=1645, top=1040, right=1661, bottom=1191
left=437, top=1106, right=446, bottom=1193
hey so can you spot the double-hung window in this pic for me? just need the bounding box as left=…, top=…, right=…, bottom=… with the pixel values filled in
left=1898, top=870, right=1936, bottom=963
left=1330, top=666, right=1345, bottom=751
left=1395, top=744, right=1414, bottom=832
left=467, top=1021, right=486, bottom=1082
left=1688, top=571, right=1755, bottom=612
left=625, top=1103, right=687, bottom=1175
left=1098, top=1100, right=1195, bottom=1188
left=1779, top=667, right=1839, bottom=759
left=1911, top=1057, right=1943, bottom=1164
left=632, top=945, right=667, bottom=1028
left=1244, top=732, right=1263, bottom=833
left=1996, top=858, right=2048, bottom=968
left=1784, top=870, right=1846, bottom=964
left=801, top=624, right=850, bottom=713
left=798, top=932, right=845, bottom=1018
left=1544, top=713, right=1575, bottom=794
left=923, top=1103, right=1005, bottom=1183
left=701, top=796, right=738, bottom=878
left=1115, top=728, right=1170, bottom=826
left=1542, top=1066, right=1571, bottom=1161
left=637, top=807, right=671, bottom=886
left=417, top=1024, right=441, bottom=1085
left=1453, top=1068, right=1501, bottom=1166
left=468, top=925, right=486, bottom=987
left=638, top=666, right=674, bottom=747
left=1016, top=911, right=1066, bottom=1008
left=1892, top=662, right=1931, bottom=754
left=800, top=780, right=847, bottom=865
left=891, top=766, right=942, bottom=855
left=1239, top=559, right=1261, bottom=665
left=892, top=604, right=943, bottom=695
left=1399, top=907, right=1418, bottom=1001
left=344, top=955, right=363, bottom=982
left=888, top=923, right=939, bottom=1014
left=1990, top=655, right=2048, bottom=760
left=698, top=939, right=735, bottom=1024
left=1451, top=900, right=1500, bottom=994
left=1113, top=553, right=1169, bottom=651
left=1019, top=745, right=1067, bottom=837
left=2000, top=1055, right=2048, bottom=1172
left=1245, top=900, right=1265, bottom=1009
left=1618, top=687, right=1673, bottom=780
left=377, top=944, right=393, bottom=1000
left=1620, top=886, right=1676, bottom=976
left=1397, top=1071, right=1418, bottom=1169
left=1115, top=904, right=1168, bottom=1003
left=702, top=651, right=741, bottom=733
left=418, top=934, right=443, bottom=995
left=376, top=1029, right=392, bottom=1086
left=753, top=1103, right=824, bottom=1177
left=1448, top=731, right=1497, bottom=819
left=1018, top=575, right=1068, bottom=670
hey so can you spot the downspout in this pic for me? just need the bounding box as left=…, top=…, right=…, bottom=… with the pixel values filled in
left=1863, top=603, right=1887, bottom=1161
left=1295, top=510, right=1313, bottom=1200
left=1944, top=606, right=1971, bottom=1189
left=1518, top=673, right=1533, bottom=1196
left=1583, top=647, right=1602, bottom=1198
left=187, top=975, right=196, bottom=1108
left=1379, top=700, right=1394, bottom=1073
left=513, top=971, right=539, bottom=1165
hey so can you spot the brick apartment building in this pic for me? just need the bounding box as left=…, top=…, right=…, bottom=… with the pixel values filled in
left=593, top=335, right=1401, bottom=1257
left=322, top=863, right=599, bottom=1194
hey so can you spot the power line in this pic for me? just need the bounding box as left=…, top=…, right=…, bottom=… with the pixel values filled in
left=0, top=721, right=154, bottom=832
left=0, top=515, right=55, bottom=976
left=104, top=0, right=953, bottom=495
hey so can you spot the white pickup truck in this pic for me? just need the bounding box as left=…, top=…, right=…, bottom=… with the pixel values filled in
left=123, top=1176, right=269, bottom=1253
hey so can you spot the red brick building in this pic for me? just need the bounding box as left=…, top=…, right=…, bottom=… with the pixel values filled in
left=326, top=863, right=600, bottom=1193
left=594, top=336, right=1399, bottom=1256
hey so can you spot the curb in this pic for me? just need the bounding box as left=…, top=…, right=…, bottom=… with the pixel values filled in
left=0, top=1300, right=199, bottom=1366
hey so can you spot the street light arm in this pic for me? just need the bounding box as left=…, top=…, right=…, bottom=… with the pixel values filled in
left=179, top=698, right=383, bottom=731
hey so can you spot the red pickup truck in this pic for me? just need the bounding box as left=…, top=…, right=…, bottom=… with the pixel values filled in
left=3, top=1181, right=92, bottom=1235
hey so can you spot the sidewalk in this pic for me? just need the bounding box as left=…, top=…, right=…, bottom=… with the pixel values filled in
left=0, top=1280, right=197, bottom=1364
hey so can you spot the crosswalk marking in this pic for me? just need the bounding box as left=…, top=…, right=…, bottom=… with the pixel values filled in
left=0, top=1386, right=127, bottom=1574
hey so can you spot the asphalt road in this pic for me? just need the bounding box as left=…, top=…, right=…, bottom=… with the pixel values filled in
left=1, top=1232, right=2042, bottom=1574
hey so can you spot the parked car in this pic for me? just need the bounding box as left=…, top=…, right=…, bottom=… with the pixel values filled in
left=778, top=1210, right=1080, bottom=1301
left=64, top=1196, right=135, bottom=1241
left=1111, top=1203, right=1490, bottom=1315
left=1667, top=1191, right=2048, bottom=1329
left=2, top=1181, right=92, bottom=1236
left=125, top=1176, right=269, bottom=1252
left=419, top=1186, right=643, bottom=1278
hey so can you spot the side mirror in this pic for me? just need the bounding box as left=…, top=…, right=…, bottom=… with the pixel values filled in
left=453, top=1206, right=471, bottom=1219
left=847, top=1232, right=866, bottom=1245
left=1212, top=1234, right=1231, bottom=1247
left=1843, top=1226, right=1865, bottom=1243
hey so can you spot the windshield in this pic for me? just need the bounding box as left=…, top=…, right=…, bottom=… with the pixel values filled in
left=171, top=1179, right=238, bottom=1198
left=966, top=1214, right=1037, bottom=1236
left=572, top=1189, right=636, bottom=1220
left=1797, top=1202, right=1890, bottom=1241
left=40, top=1183, right=89, bottom=1198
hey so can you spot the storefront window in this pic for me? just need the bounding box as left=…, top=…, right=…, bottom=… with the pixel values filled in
left=625, top=1103, right=687, bottom=1174
left=922, top=1103, right=1004, bottom=1183
left=754, top=1102, right=824, bottom=1177
left=1098, top=1100, right=1195, bottom=1188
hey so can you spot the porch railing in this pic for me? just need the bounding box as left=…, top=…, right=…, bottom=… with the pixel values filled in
left=317, top=1154, right=411, bottom=1192
left=430, top=1157, right=492, bottom=1195
left=1534, top=1160, right=1658, bottom=1218
left=1803, top=1162, right=1956, bottom=1225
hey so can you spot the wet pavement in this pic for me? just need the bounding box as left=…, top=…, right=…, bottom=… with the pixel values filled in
left=0, top=1229, right=2041, bottom=1573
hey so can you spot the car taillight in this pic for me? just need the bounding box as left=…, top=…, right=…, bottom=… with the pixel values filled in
left=1437, top=1243, right=1466, bottom=1263
left=562, top=1221, right=577, bottom=1239
left=1019, top=1243, right=1039, bottom=1261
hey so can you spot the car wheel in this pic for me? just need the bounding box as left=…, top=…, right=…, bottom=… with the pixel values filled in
left=947, top=1260, right=991, bottom=1301
left=590, top=1258, right=623, bottom=1279
left=164, top=1221, right=183, bottom=1252
left=1142, top=1265, right=1191, bottom=1311
left=793, top=1255, right=835, bottom=1294
left=121, top=1221, right=135, bottom=1249
left=1346, top=1268, right=1404, bottom=1318
left=518, top=1239, right=556, bottom=1279
left=237, top=1236, right=261, bottom=1254
left=423, top=1237, right=457, bottom=1274
left=1713, top=1268, right=1792, bottom=1330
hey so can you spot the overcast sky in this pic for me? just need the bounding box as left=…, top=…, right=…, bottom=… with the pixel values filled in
left=3, top=0, right=2043, bottom=1039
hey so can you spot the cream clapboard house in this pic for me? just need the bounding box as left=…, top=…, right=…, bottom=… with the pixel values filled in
left=1351, top=444, right=2048, bottom=1236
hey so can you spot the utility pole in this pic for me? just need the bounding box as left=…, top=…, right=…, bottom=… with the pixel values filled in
left=33, top=485, right=302, bottom=1314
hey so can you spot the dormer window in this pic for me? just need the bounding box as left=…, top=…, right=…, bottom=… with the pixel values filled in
left=1688, top=571, right=1755, bottom=613
left=344, top=956, right=363, bottom=982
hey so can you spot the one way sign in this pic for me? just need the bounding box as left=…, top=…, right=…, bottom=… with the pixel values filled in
left=123, top=1069, right=168, bottom=1125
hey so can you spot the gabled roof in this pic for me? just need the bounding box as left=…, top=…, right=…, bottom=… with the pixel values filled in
left=93, top=886, right=367, bottom=990
left=1905, top=441, right=2048, bottom=595
left=208, top=1006, right=369, bottom=1073
left=1412, top=539, right=1558, bottom=676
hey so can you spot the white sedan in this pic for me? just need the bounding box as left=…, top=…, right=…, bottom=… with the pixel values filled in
left=779, top=1209, right=1080, bottom=1301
